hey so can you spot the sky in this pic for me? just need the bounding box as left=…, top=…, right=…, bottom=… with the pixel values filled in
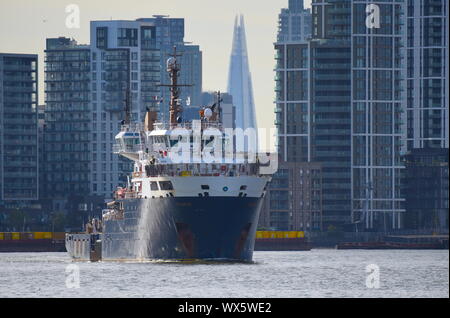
left=0, top=0, right=312, bottom=132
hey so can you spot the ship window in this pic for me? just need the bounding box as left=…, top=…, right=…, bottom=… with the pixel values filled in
left=159, top=181, right=174, bottom=191
left=240, top=185, right=247, bottom=190
left=150, top=182, right=159, bottom=191
left=170, top=139, right=179, bottom=147
left=201, top=185, right=210, bottom=190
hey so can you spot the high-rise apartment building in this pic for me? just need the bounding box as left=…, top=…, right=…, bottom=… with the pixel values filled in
left=402, top=0, right=448, bottom=233
left=0, top=53, right=39, bottom=203
left=350, top=1, right=406, bottom=230
left=271, top=1, right=324, bottom=232
left=275, top=0, right=408, bottom=230
left=44, top=38, right=92, bottom=205
left=406, top=0, right=448, bottom=150
left=275, top=0, right=312, bottom=163
left=89, top=20, right=161, bottom=198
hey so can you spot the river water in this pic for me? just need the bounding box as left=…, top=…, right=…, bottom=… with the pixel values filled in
left=0, top=250, right=448, bottom=298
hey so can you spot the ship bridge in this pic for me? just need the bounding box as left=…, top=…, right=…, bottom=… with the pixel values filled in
left=113, top=123, right=143, bottom=161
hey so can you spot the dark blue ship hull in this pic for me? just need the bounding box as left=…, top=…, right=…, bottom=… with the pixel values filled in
left=102, top=197, right=263, bottom=262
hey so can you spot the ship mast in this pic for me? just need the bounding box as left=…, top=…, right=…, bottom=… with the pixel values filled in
left=159, top=46, right=192, bottom=128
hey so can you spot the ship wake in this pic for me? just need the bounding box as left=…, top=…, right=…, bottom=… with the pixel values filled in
left=134, top=202, right=161, bottom=260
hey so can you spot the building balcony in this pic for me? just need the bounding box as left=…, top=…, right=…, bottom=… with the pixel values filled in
left=274, top=120, right=283, bottom=126
left=105, top=56, right=129, bottom=62
left=314, top=139, right=351, bottom=146
left=2, top=138, right=38, bottom=146
left=313, top=107, right=350, bottom=113
left=3, top=184, right=37, bottom=190
left=274, top=107, right=283, bottom=113
left=141, top=76, right=160, bottom=81
left=274, top=53, right=283, bottom=60
left=2, top=128, right=39, bottom=135
left=45, top=66, right=90, bottom=72
left=315, top=151, right=349, bottom=157
left=315, top=85, right=350, bottom=91
left=3, top=172, right=38, bottom=178
left=2, top=86, right=35, bottom=93
left=2, top=64, right=35, bottom=71
left=314, top=129, right=350, bottom=135
left=314, top=63, right=351, bottom=69
left=104, top=104, right=125, bottom=112
left=3, top=76, right=35, bottom=82
left=316, top=118, right=350, bottom=125
left=2, top=118, right=37, bottom=125
left=141, top=67, right=160, bottom=72
left=322, top=172, right=351, bottom=178
left=3, top=96, right=36, bottom=104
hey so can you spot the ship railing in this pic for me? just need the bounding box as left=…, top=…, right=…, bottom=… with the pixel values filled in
left=138, top=163, right=261, bottom=178
left=112, top=144, right=122, bottom=154
left=124, top=191, right=138, bottom=199
left=102, top=209, right=124, bottom=221
left=113, top=143, right=145, bottom=154
left=153, top=121, right=224, bottom=131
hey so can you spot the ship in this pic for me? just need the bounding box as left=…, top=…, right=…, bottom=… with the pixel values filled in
left=65, top=48, right=275, bottom=262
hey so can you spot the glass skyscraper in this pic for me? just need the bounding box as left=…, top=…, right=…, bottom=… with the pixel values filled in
left=227, top=15, right=257, bottom=131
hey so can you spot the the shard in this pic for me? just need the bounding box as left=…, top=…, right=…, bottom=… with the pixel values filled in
left=227, top=15, right=257, bottom=132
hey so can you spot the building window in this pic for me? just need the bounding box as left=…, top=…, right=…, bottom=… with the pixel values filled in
left=96, top=27, right=108, bottom=49
left=118, top=28, right=138, bottom=47
left=141, top=26, right=156, bottom=48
